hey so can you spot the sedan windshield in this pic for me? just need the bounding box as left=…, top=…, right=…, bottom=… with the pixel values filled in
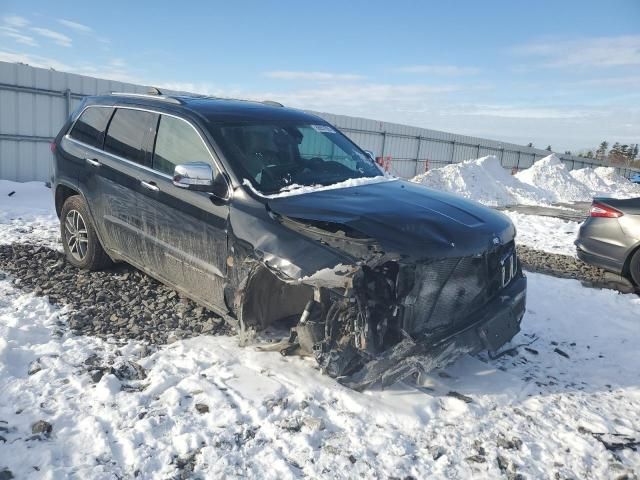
left=207, top=121, right=383, bottom=195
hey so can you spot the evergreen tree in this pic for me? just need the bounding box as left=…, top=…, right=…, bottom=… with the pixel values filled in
left=596, top=141, right=609, bottom=161
left=527, top=142, right=533, bottom=148
left=545, top=145, right=552, bottom=151
left=609, top=142, right=626, bottom=165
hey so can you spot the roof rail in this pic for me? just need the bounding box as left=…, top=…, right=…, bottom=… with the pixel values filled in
left=109, top=92, right=183, bottom=104
left=262, top=100, right=284, bottom=107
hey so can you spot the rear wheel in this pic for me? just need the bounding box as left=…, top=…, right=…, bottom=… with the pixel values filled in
left=60, top=195, right=112, bottom=270
left=629, top=249, right=640, bottom=286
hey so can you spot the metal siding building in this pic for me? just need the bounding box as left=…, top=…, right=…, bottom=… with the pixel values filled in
left=1, top=60, right=637, bottom=182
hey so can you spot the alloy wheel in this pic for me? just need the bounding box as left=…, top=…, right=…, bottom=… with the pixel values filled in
left=64, top=209, right=89, bottom=261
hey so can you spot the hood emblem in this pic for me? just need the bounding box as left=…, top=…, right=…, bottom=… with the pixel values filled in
left=492, top=236, right=501, bottom=246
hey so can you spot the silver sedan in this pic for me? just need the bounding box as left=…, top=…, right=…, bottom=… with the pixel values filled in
left=576, top=197, right=640, bottom=285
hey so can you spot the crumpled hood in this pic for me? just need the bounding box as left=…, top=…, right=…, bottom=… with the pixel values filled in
left=267, top=179, right=515, bottom=259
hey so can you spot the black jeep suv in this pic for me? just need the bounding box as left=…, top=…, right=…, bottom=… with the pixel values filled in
left=52, top=92, right=526, bottom=389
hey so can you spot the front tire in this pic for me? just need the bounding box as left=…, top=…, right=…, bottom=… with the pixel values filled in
left=629, top=249, right=640, bottom=286
left=60, top=195, right=112, bottom=270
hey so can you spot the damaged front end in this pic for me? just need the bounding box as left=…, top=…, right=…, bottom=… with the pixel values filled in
left=237, top=207, right=526, bottom=391
left=228, top=180, right=528, bottom=390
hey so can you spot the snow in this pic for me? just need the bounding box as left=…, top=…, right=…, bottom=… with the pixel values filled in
left=243, top=175, right=396, bottom=199
left=0, top=268, right=639, bottom=478
left=0, top=180, right=59, bottom=248
left=515, top=154, right=593, bottom=203
left=410, top=154, right=640, bottom=207
left=593, top=166, right=640, bottom=197
left=569, top=168, right=615, bottom=196
left=412, top=155, right=553, bottom=207
left=504, top=211, right=580, bottom=257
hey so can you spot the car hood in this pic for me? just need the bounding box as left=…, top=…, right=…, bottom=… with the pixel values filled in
left=267, top=179, right=515, bottom=259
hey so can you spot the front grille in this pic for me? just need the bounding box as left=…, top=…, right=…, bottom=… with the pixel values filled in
left=399, top=241, right=516, bottom=336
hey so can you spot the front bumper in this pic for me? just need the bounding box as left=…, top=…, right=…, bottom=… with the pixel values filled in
left=340, top=274, right=527, bottom=390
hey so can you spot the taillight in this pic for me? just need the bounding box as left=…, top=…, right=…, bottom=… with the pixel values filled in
left=50, top=141, right=56, bottom=153
left=590, top=201, right=623, bottom=218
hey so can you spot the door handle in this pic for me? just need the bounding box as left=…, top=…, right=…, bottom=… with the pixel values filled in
left=141, top=180, right=159, bottom=192
left=86, top=158, right=101, bottom=167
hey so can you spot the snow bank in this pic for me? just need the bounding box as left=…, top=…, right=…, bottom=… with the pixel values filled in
left=515, top=154, right=593, bottom=203
left=412, top=155, right=553, bottom=207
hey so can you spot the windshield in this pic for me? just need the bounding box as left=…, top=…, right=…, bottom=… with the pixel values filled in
left=207, top=121, right=383, bottom=195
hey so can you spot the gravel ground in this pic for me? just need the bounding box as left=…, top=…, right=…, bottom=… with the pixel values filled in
left=499, top=202, right=591, bottom=222
left=0, top=243, right=231, bottom=345
left=517, top=245, right=638, bottom=294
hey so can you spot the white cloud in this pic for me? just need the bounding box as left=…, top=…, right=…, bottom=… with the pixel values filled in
left=2, top=15, right=29, bottom=28
left=0, top=50, right=140, bottom=84
left=445, top=104, right=590, bottom=119
left=31, top=27, right=72, bottom=47
left=57, top=19, right=92, bottom=33
left=576, top=76, right=640, bottom=89
left=265, top=83, right=459, bottom=109
left=0, top=50, right=70, bottom=70
left=0, top=15, right=37, bottom=46
left=513, top=35, right=640, bottom=68
left=396, top=65, right=481, bottom=75
left=264, top=71, right=365, bottom=81
left=0, top=26, right=38, bottom=47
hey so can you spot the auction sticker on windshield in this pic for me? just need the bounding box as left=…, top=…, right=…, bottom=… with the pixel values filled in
left=311, top=125, right=336, bottom=133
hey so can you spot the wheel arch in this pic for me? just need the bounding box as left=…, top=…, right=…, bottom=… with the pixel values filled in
left=622, top=241, right=640, bottom=284
left=236, top=263, right=315, bottom=332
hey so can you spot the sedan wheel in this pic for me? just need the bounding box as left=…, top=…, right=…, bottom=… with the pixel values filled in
left=630, top=249, right=640, bottom=286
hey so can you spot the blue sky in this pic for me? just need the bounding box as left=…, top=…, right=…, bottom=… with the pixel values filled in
left=1, top=0, right=639, bottom=151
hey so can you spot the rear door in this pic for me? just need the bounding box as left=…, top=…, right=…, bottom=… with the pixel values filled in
left=136, top=113, right=230, bottom=313
left=81, top=106, right=159, bottom=259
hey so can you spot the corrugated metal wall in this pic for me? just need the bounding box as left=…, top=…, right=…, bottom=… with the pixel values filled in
left=1, top=60, right=637, bottom=182
left=0, top=61, right=147, bottom=182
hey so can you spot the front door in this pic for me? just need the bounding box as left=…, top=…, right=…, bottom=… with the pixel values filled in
left=136, top=113, right=230, bottom=314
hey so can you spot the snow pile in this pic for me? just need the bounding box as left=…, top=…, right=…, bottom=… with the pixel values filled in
left=412, top=155, right=553, bottom=207
left=515, top=154, right=593, bottom=203
left=411, top=153, right=639, bottom=206
left=593, top=167, right=640, bottom=197
left=569, top=168, right=615, bottom=196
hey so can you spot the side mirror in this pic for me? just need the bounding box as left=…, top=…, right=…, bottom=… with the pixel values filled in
left=173, top=162, right=229, bottom=199
left=364, top=150, right=375, bottom=160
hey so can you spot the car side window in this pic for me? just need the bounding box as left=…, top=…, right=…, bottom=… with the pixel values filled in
left=69, top=107, right=113, bottom=148
left=104, top=108, right=158, bottom=167
left=153, top=115, right=214, bottom=175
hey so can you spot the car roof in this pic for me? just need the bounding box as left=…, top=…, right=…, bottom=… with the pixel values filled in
left=83, top=92, right=324, bottom=124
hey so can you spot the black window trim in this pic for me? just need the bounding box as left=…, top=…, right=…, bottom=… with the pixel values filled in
left=103, top=107, right=159, bottom=168
left=66, top=104, right=231, bottom=192
left=67, top=104, right=114, bottom=150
